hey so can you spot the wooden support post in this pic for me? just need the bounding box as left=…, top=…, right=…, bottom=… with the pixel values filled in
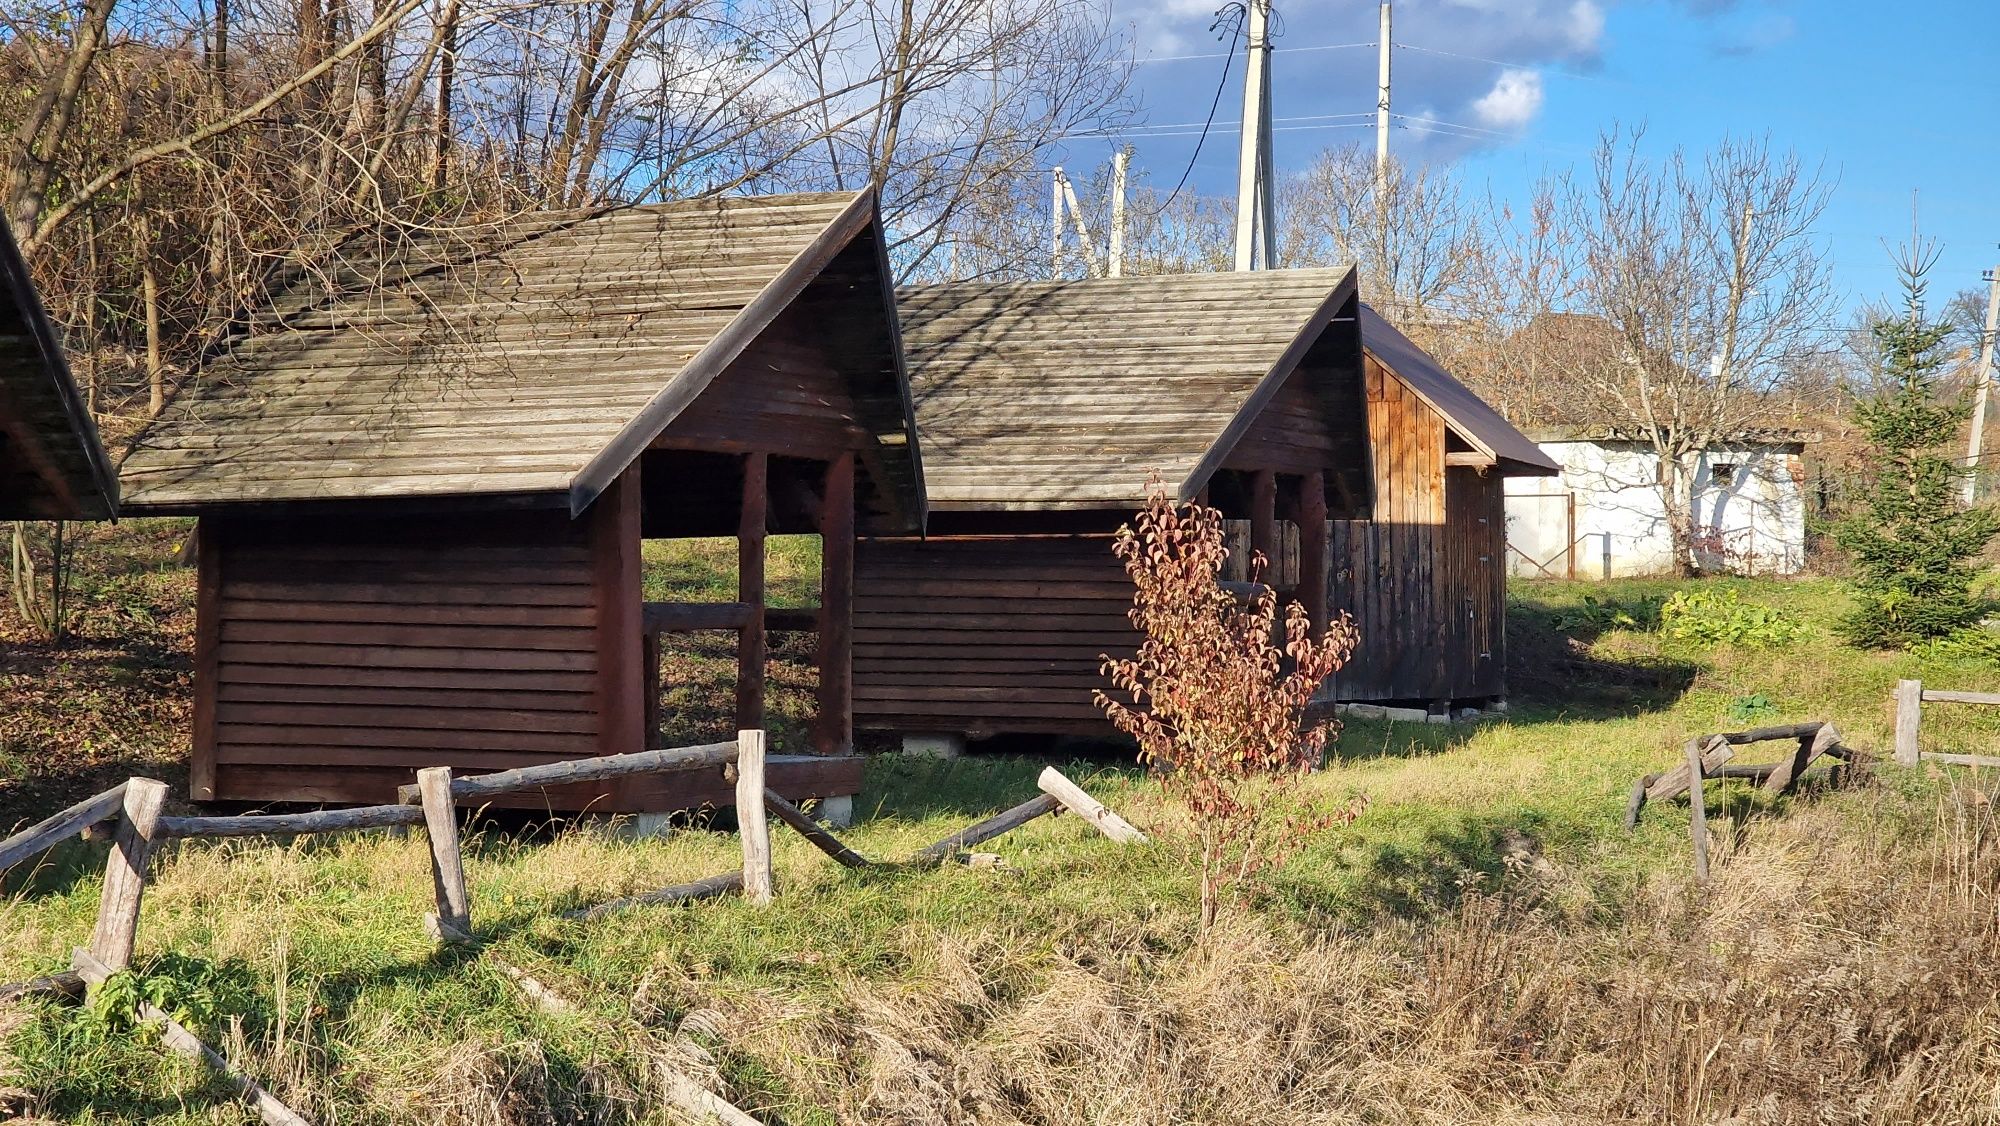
left=736, top=729, right=772, bottom=906
left=642, top=630, right=662, bottom=750
left=1250, top=469, right=1277, bottom=577
left=913, top=794, right=1062, bottom=865
left=737, top=453, right=768, bottom=732
left=591, top=467, right=643, bottom=759
left=815, top=453, right=856, bottom=756
left=89, top=777, right=168, bottom=973
left=764, top=788, right=869, bottom=868
left=1299, top=470, right=1328, bottom=638
left=1685, top=737, right=1710, bottom=886
left=190, top=520, right=220, bottom=800
left=416, top=767, right=471, bottom=942
left=1895, top=679, right=1923, bottom=765
left=1037, top=767, right=1148, bottom=843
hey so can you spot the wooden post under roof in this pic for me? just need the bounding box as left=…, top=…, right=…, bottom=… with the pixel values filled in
left=737, top=452, right=768, bottom=732
left=592, top=468, right=643, bottom=759
left=1249, top=469, right=1277, bottom=579
left=815, top=453, right=855, bottom=755
left=1299, top=469, right=1328, bottom=638
left=189, top=520, right=220, bottom=800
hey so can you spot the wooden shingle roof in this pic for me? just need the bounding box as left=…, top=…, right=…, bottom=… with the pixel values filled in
left=121, top=191, right=919, bottom=520
left=897, top=267, right=1358, bottom=510
left=1358, top=304, right=1559, bottom=477
left=0, top=221, right=117, bottom=519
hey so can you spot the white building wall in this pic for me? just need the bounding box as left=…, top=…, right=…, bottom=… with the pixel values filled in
left=1505, top=440, right=1807, bottom=579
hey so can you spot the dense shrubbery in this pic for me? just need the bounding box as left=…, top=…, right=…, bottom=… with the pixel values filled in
left=1659, top=588, right=1809, bottom=647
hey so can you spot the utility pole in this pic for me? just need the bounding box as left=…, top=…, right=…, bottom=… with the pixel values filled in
left=1963, top=263, right=2000, bottom=505
left=1375, top=2, right=1391, bottom=197
left=1108, top=147, right=1129, bottom=278
left=1055, top=168, right=1101, bottom=276
left=1050, top=166, right=1064, bottom=277
left=1232, top=0, right=1272, bottom=271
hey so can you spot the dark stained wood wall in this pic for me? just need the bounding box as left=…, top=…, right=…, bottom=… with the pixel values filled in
left=1326, top=355, right=1505, bottom=703
left=852, top=535, right=1135, bottom=735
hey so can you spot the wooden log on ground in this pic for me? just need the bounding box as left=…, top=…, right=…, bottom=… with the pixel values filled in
left=562, top=871, right=744, bottom=921
left=0, top=969, right=84, bottom=1004
left=1896, top=679, right=1923, bottom=765
left=88, top=778, right=169, bottom=973
left=1686, top=736, right=1711, bottom=886
left=1716, top=722, right=1826, bottom=744
left=912, top=794, right=1062, bottom=866
left=1645, top=736, right=1734, bottom=803
left=72, top=948, right=312, bottom=1126
left=0, top=782, right=127, bottom=878
left=1919, top=689, right=2000, bottom=706
left=1036, top=767, right=1147, bottom=844
left=660, top=1064, right=762, bottom=1126
left=417, top=767, right=472, bottom=942
left=1764, top=722, right=1841, bottom=795
left=157, top=804, right=426, bottom=839
left=763, top=789, right=869, bottom=868
left=495, top=961, right=575, bottom=1015
left=395, top=741, right=737, bottom=804
left=736, top=730, right=772, bottom=906
left=1921, top=751, right=2000, bottom=768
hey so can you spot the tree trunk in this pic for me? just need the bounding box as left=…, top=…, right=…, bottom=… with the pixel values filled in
left=429, top=1, right=458, bottom=191
left=5, top=0, right=119, bottom=239
left=136, top=209, right=165, bottom=417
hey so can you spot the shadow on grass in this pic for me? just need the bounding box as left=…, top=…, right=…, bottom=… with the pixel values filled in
left=1281, top=806, right=1556, bottom=925
left=1505, top=591, right=1701, bottom=720
left=859, top=751, right=1146, bottom=822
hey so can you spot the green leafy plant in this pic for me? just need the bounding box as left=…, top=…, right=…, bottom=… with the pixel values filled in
left=1729, top=693, right=1780, bottom=722
left=1659, top=589, right=1807, bottom=648
left=1552, top=594, right=1663, bottom=634
left=80, top=966, right=226, bottom=1041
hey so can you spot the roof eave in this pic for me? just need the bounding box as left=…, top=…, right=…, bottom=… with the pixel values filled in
left=564, top=189, right=880, bottom=517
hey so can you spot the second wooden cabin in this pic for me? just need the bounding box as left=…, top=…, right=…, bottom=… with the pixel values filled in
left=854, top=275, right=1556, bottom=745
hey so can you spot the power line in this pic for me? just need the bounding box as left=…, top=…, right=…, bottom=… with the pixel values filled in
left=1145, top=4, right=1246, bottom=217
left=1133, top=39, right=1374, bottom=65
left=1394, top=41, right=1603, bottom=83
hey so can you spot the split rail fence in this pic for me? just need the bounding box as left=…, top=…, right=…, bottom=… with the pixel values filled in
left=1893, top=679, right=2000, bottom=768
left=0, top=732, right=1144, bottom=1124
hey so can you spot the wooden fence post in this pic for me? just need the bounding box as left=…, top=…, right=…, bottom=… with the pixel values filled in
left=1037, top=767, right=1148, bottom=844
left=1685, top=737, right=1711, bottom=886
left=89, top=777, right=169, bottom=974
left=416, top=767, right=471, bottom=941
left=736, top=730, right=772, bottom=906
left=1895, top=679, right=1923, bottom=765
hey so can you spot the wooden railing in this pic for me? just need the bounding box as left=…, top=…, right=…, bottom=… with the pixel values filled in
left=639, top=601, right=821, bottom=749
left=0, top=739, right=1145, bottom=1126
left=1894, top=679, right=2000, bottom=767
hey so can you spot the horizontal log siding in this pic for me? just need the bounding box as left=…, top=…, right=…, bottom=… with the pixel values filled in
left=1326, top=356, right=1502, bottom=703
left=853, top=536, right=1134, bottom=736
left=203, top=510, right=608, bottom=805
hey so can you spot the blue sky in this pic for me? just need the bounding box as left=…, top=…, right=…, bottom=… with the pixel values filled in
left=1076, top=0, right=1999, bottom=321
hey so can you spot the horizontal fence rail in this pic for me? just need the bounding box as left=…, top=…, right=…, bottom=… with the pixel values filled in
left=1896, top=679, right=2000, bottom=767
left=0, top=782, right=127, bottom=878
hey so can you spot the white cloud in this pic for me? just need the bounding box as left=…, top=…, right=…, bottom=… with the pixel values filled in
left=1567, top=1, right=1606, bottom=51
left=1471, top=68, right=1545, bottom=130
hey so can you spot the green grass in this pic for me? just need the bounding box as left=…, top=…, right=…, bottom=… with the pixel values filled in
left=7, top=572, right=2000, bottom=1120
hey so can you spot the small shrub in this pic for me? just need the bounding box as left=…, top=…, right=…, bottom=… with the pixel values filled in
left=1659, top=588, right=1807, bottom=648
left=1728, top=693, right=1779, bottom=722
left=1910, top=627, right=2000, bottom=665
left=1551, top=594, right=1661, bottom=634
left=1097, top=478, right=1365, bottom=930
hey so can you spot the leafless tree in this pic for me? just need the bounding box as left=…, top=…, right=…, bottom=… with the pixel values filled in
left=1283, top=146, right=1490, bottom=323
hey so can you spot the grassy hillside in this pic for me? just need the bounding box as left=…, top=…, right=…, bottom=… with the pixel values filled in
left=5, top=532, right=2000, bottom=1122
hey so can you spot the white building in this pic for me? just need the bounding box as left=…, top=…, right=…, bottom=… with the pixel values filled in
left=1504, top=430, right=1811, bottom=579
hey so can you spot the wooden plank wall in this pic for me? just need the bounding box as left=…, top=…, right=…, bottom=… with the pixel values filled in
left=1327, top=356, right=1504, bottom=703
left=200, top=508, right=607, bottom=804
left=853, top=536, right=1135, bottom=735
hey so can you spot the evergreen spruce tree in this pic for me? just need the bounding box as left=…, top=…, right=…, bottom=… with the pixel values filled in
left=1832, top=265, right=2000, bottom=648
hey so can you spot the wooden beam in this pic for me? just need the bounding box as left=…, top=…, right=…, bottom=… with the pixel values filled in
left=1922, top=751, right=2000, bottom=769
left=912, top=794, right=1061, bottom=865
left=1686, top=736, right=1711, bottom=885
left=396, top=740, right=737, bottom=803
left=1444, top=451, right=1495, bottom=468
left=736, top=729, right=772, bottom=906
left=1036, top=767, right=1147, bottom=844
left=0, top=782, right=125, bottom=878
left=764, top=788, right=869, bottom=868
left=643, top=601, right=753, bottom=631
left=190, top=519, right=220, bottom=800
left=816, top=453, right=855, bottom=755
left=642, top=630, right=661, bottom=749
left=1249, top=469, right=1277, bottom=577
left=157, top=804, right=425, bottom=839
left=89, top=778, right=168, bottom=973
left=737, top=452, right=768, bottom=732
left=417, top=767, right=472, bottom=942
left=592, top=468, right=643, bottom=759
left=1921, top=689, right=2000, bottom=706
left=1298, top=469, right=1328, bottom=638
left=1895, top=679, right=1923, bottom=765
left=562, top=871, right=743, bottom=920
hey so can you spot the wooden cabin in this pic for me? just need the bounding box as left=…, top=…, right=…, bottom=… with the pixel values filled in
left=120, top=191, right=920, bottom=810
left=1327, top=306, right=1558, bottom=709
left=854, top=268, right=1371, bottom=740
left=0, top=220, right=117, bottom=519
